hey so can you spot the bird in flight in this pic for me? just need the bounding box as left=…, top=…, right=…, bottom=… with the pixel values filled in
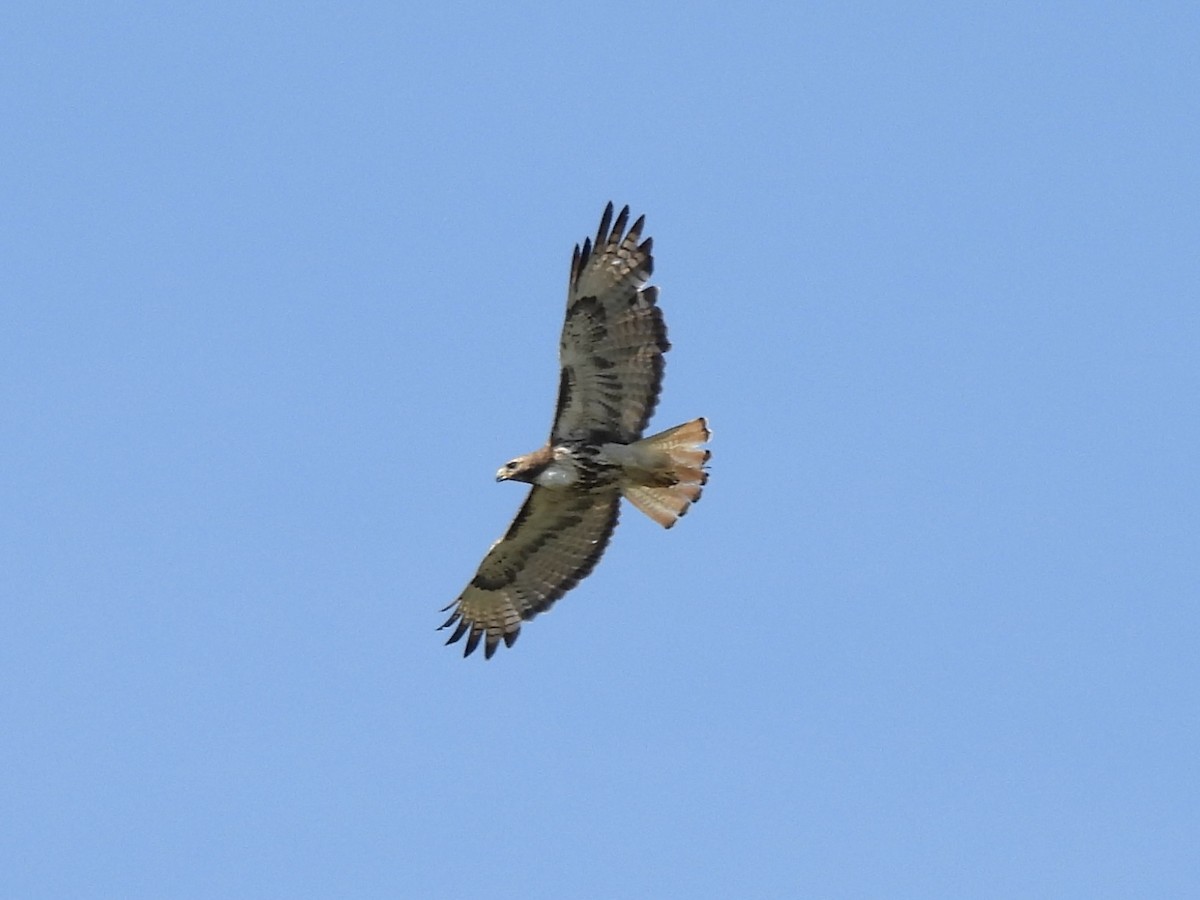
left=440, top=203, right=710, bottom=658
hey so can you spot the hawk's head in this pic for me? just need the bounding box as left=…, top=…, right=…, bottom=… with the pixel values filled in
left=496, top=449, right=551, bottom=484
left=496, top=453, right=544, bottom=482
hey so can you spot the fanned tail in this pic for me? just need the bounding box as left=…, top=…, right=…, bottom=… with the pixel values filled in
left=620, top=417, right=711, bottom=528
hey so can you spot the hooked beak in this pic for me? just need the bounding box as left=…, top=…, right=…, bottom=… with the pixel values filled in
left=495, top=469, right=509, bottom=482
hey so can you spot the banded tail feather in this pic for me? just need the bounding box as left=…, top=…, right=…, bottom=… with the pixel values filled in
left=619, top=417, right=711, bottom=528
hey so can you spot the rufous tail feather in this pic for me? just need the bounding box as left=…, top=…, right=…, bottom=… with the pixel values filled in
left=621, top=417, right=711, bottom=528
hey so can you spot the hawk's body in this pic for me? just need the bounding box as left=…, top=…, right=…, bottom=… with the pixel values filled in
left=441, top=204, right=710, bottom=658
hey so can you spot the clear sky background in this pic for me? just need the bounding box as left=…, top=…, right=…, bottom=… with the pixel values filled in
left=3, top=3, right=1198, bottom=898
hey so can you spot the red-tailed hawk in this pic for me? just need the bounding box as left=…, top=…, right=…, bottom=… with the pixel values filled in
left=440, top=203, right=711, bottom=658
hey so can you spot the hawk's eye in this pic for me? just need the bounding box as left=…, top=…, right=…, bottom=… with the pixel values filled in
left=506, top=461, right=518, bottom=470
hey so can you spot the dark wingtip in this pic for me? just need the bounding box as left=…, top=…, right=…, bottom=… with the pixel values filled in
left=612, top=205, right=631, bottom=242
left=596, top=203, right=615, bottom=247
left=464, top=628, right=482, bottom=657
left=444, top=617, right=469, bottom=645
left=575, top=236, right=594, bottom=280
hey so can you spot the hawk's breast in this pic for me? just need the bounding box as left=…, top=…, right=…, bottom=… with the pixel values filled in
left=535, top=443, right=621, bottom=491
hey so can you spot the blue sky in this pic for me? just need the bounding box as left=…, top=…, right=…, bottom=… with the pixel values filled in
left=3, top=3, right=1198, bottom=897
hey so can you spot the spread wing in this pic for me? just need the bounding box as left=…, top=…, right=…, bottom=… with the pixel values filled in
left=551, top=203, right=670, bottom=445
left=440, top=486, right=621, bottom=658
